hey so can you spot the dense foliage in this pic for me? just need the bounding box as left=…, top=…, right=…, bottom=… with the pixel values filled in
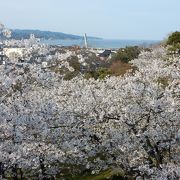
left=0, top=45, right=179, bottom=179
left=0, top=23, right=11, bottom=39
left=84, top=68, right=111, bottom=80
left=166, top=31, right=180, bottom=53
left=111, top=46, right=141, bottom=63
left=167, top=31, right=180, bottom=45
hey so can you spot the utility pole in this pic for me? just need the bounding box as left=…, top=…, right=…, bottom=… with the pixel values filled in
left=84, top=33, right=88, bottom=49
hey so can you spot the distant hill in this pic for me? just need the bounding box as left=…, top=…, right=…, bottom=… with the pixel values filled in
left=9, top=29, right=101, bottom=40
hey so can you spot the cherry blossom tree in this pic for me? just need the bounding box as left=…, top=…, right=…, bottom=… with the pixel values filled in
left=0, top=22, right=11, bottom=39
left=0, top=46, right=179, bottom=179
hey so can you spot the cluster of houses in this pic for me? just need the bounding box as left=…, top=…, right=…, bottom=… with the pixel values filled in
left=0, top=34, right=117, bottom=80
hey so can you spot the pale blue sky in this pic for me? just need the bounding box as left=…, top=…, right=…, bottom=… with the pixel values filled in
left=0, top=0, right=180, bottom=40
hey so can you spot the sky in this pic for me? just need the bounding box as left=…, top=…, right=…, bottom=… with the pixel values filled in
left=0, top=0, right=180, bottom=40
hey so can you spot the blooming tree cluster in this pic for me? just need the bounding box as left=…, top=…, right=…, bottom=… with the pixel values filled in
left=0, top=44, right=179, bottom=179
left=0, top=22, right=11, bottom=39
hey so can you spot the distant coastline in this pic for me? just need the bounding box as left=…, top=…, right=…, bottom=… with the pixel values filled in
left=2, top=28, right=159, bottom=49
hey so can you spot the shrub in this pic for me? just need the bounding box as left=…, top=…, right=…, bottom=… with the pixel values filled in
left=84, top=68, right=111, bottom=80
left=111, top=46, right=140, bottom=63
left=110, top=61, right=133, bottom=76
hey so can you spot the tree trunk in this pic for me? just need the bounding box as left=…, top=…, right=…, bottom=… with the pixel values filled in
left=0, top=162, right=5, bottom=179
left=12, top=164, right=18, bottom=180
left=39, top=156, right=47, bottom=180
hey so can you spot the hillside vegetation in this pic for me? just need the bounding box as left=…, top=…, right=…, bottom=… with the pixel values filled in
left=166, top=31, right=180, bottom=53
left=4, top=29, right=100, bottom=40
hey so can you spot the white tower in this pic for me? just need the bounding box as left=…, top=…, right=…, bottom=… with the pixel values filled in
left=84, top=33, right=88, bottom=49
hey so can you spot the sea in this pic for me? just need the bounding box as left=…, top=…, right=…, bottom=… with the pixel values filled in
left=41, top=39, right=159, bottom=49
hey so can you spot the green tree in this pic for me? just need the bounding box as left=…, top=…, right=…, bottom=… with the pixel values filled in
left=167, top=31, right=180, bottom=45
left=111, top=46, right=140, bottom=63
left=166, top=31, right=180, bottom=53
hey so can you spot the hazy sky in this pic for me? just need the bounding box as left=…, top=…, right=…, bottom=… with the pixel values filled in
left=0, top=0, right=180, bottom=40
